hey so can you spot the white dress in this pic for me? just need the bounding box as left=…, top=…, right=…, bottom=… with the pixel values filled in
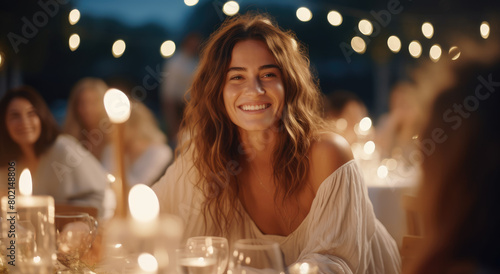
left=152, top=154, right=401, bottom=274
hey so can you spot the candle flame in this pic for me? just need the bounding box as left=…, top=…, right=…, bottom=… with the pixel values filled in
left=19, top=168, right=32, bottom=196
left=128, top=184, right=159, bottom=222
left=103, top=88, right=131, bottom=123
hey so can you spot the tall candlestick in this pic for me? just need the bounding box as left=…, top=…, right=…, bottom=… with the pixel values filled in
left=103, top=88, right=131, bottom=219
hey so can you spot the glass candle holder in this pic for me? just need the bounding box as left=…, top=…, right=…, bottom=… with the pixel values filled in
left=1, top=195, right=56, bottom=274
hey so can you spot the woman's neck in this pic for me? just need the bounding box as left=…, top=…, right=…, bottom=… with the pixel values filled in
left=20, top=145, right=39, bottom=170
left=239, top=128, right=277, bottom=167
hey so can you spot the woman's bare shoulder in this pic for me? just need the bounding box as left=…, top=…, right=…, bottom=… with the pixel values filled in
left=309, top=132, right=353, bottom=192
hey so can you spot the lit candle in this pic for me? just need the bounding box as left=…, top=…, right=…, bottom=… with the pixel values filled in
left=1, top=168, right=56, bottom=272
left=128, top=184, right=159, bottom=237
left=103, top=88, right=131, bottom=218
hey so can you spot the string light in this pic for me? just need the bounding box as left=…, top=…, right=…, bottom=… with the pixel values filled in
left=449, top=46, right=461, bottom=60
left=222, top=1, right=239, bottom=16
left=296, top=7, right=312, bottom=22
left=480, top=21, right=490, bottom=39
left=69, top=9, right=80, bottom=25
left=408, top=40, right=422, bottom=58
left=69, top=34, right=80, bottom=51
left=184, top=0, right=199, bottom=6
left=112, top=39, right=126, bottom=58
left=421, top=22, right=434, bottom=39
left=387, top=35, right=401, bottom=53
left=351, top=36, right=366, bottom=54
left=160, top=40, right=176, bottom=58
left=429, top=44, right=442, bottom=62
left=327, top=10, right=342, bottom=26
left=358, top=19, right=373, bottom=36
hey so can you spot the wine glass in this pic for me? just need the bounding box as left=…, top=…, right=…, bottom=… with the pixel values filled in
left=186, top=236, right=229, bottom=274
left=55, top=212, right=98, bottom=271
left=228, top=239, right=286, bottom=274
left=176, top=245, right=220, bottom=274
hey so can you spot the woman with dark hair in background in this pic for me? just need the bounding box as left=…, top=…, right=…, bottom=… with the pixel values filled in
left=0, top=86, right=107, bottom=217
left=153, top=14, right=400, bottom=273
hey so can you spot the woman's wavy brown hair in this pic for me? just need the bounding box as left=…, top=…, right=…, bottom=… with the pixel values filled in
left=178, top=13, right=327, bottom=235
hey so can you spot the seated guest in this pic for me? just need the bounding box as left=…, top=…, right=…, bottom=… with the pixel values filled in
left=408, top=59, right=500, bottom=273
left=64, top=77, right=111, bottom=161
left=324, top=90, right=369, bottom=144
left=101, top=101, right=173, bottom=186
left=152, top=14, right=400, bottom=273
left=0, top=86, right=107, bottom=217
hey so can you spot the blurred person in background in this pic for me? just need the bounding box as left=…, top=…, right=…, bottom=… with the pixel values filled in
left=161, top=32, right=202, bottom=148
left=408, top=57, right=500, bottom=273
left=375, top=81, right=423, bottom=162
left=64, top=77, right=112, bottom=161
left=101, top=100, right=173, bottom=186
left=0, top=86, right=107, bottom=217
left=323, top=90, right=369, bottom=145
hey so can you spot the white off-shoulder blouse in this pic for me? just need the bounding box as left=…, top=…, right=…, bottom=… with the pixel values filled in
left=152, top=155, right=401, bottom=274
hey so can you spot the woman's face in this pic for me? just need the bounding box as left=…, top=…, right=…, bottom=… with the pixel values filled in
left=5, top=98, right=42, bottom=147
left=77, top=88, right=102, bottom=129
left=223, top=39, right=285, bottom=133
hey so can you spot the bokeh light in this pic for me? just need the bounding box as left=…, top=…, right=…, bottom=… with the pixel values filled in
left=184, top=0, right=199, bottom=6
left=387, top=35, right=401, bottom=53
left=449, top=46, right=461, bottom=60
left=160, top=40, right=176, bottom=58
left=421, top=22, right=434, bottom=39
left=138, top=253, right=158, bottom=272
left=112, top=39, right=126, bottom=58
left=358, top=19, right=373, bottom=35
left=222, top=1, right=239, bottom=16
left=351, top=36, right=366, bottom=54
left=327, top=10, right=342, bottom=26
left=480, top=21, right=490, bottom=39
left=296, top=7, right=312, bottom=22
left=408, top=40, right=422, bottom=58
left=430, top=44, right=442, bottom=62
left=377, top=165, right=389, bottom=178
left=69, top=9, right=80, bottom=25
left=69, top=34, right=80, bottom=51
left=363, top=141, right=376, bottom=155
left=359, top=117, right=372, bottom=132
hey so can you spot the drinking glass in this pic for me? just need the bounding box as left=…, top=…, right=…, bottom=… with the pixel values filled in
left=176, top=245, right=219, bottom=274
left=186, top=236, right=229, bottom=274
left=228, top=239, right=286, bottom=274
left=55, top=212, right=98, bottom=271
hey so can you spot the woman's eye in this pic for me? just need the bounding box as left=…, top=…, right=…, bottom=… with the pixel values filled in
left=263, top=73, right=276, bottom=78
left=230, top=75, right=243, bottom=80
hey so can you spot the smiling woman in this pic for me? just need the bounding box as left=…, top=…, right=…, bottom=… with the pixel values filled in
left=152, top=13, right=401, bottom=273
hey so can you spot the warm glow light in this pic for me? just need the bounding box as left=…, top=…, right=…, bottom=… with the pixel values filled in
left=385, top=158, right=398, bottom=170
left=184, top=0, right=199, bottom=6
left=138, top=253, right=158, bottom=273
left=33, top=256, right=41, bottom=264
left=107, top=174, right=116, bottom=183
left=19, top=168, right=32, bottom=196
left=421, top=22, right=434, bottom=39
left=449, top=46, right=461, bottom=60
left=296, top=7, right=312, bottom=22
left=480, top=21, right=490, bottom=39
left=335, top=118, right=347, bottom=131
left=103, top=88, right=131, bottom=123
left=387, top=35, right=401, bottom=53
left=351, top=36, right=366, bottom=54
left=327, top=10, right=342, bottom=26
left=363, top=141, right=376, bottom=155
left=358, top=19, right=373, bottom=35
left=129, top=184, right=159, bottom=223
left=377, top=165, right=389, bottom=178
left=160, top=40, right=176, bottom=58
left=112, top=39, right=126, bottom=58
left=69, top=9, right=80, bottom=25
left=114, top=243, right=122, bottom=248
left=430, top=44, right=442, bottom=62
left=359, top=117, right=372, bottom=132
left=69, top=34, right=80, bottom=51
left=222, top=1, right=239, bottom=16
left=0, top=53, right=3, bottom=68
left=408, top=41, right=422, bottom=58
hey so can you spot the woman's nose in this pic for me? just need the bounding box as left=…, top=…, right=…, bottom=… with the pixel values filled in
left=245, top=77, right=265, bottom=95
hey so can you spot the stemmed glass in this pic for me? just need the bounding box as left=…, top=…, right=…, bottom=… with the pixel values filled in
left=228, top=239, right=286, bottom=274
left=176, top=245, right=220, bottom=274
left=186, top=236, right=229, bottom=274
